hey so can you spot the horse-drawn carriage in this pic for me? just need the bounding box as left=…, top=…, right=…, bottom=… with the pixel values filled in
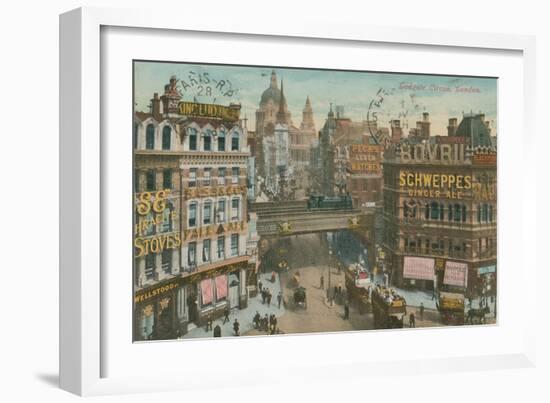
left=293, top=286, right=307, bottom=310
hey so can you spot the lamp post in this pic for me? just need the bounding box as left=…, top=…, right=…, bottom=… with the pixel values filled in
left=328, top=248, right=333, bottom=307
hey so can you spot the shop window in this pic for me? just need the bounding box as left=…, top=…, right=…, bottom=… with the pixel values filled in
left=217, top=199, right=226, bottom=223
left=189, top=168, right=197, bottom=187
left=232, top=167, right=239, bottom=184
left=145, top=254, right=155, bottom=280
left=143, top=211, right=155, bottom=236
left=146, top=124, right=155, bottom=149
left=231, top=234, right=239, bottom=256
left=482, top=203, right=489, bottom=222
left=203, top=168, right=212, bottom=186
left=477, top=204, right=482, bottom=223
left=203, top=130, right=212, bottom=151
left=203, top=239, right=211, bottom=263
left=203, top=201, right=212, bottom=225
left=217, top=236, right=225, bottom=259
left=454, top=204, right=461, bottom=222
left=133, top=122, right=139, bottom=148
left=188, top=242, right=197, bottom=267
left=188, top=203, right=197, bottom=227
left=161, top=206, right=172, bottom=232
left=140, top=305, right=154, bottom=340
left=162, top=250, right=172, bottom=274
left=218, top=130, right=226, bottom=151
left=188, top=128, right=198, bottom=151
left=231, top=131, right=239, bottom=151
left=429, top=202, right=437, bottom=220
left=163, top=169, right=172, bottom=190
left=162, top=126, right=171, bottom=150
left=146, top=170, right=156, bottom=191
left=218, top=167, right=226, bottom=185
left=231, top=198, right=240, bottom=221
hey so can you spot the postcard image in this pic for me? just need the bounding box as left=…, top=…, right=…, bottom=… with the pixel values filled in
left=133, top=61, right=497, bottom=341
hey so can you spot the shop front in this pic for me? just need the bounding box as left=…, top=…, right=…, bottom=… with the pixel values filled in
left=177, top=259, right=250, bottom=333
left=134, top=278, right=181, bottom=341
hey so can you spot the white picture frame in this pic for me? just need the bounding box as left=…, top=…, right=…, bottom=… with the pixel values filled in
left=60, top=6, right=537, bottom=396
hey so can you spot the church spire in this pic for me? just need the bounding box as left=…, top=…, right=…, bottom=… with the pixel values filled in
left=301, top=95, right=315, bottom=131
left=270, top=70, right=278, bottom=89
left=276, top=79, right=288, bottom=124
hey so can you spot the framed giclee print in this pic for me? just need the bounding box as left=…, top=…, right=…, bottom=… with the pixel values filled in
left=60, top=7, right=537, bottom=396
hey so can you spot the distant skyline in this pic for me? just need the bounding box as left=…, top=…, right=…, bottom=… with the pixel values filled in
left=134, top=61, right=498, bottom=136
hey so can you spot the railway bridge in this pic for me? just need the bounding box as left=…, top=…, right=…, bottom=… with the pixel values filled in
left=249, top=200, right=375, bottom=238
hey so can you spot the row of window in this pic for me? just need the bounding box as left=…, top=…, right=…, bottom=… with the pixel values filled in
left=188, top=198, right=240, bottom=227
left=139, top=206, right=174, bottom=236
left=142, top=234, right=241, bottom=281
left=404, top=237, right=467, bottom=255
left=187, top=127, right=240, bottom=152
left=188, top=166, right=240, bottom=187
left=134, top=123, right=242, bottom=152
left=403, top=236, right=495, bottom=257
left=187, top=235, right=240, bottom=267
left=144, top=249, right=174, bottom=280
left=402, top=201, right=495, bottom=223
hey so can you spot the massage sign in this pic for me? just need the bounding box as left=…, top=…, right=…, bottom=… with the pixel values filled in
left=134, top=190, right=181, bottom=257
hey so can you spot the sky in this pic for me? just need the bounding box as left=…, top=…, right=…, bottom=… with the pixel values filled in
left=134, top=61, right=498, bottom=136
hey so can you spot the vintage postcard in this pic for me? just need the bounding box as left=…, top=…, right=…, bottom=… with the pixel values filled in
left=133, top=61, right=497, bottom=341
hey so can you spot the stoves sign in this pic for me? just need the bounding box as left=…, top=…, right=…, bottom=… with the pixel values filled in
left=134, top=190, right=181, bottom=257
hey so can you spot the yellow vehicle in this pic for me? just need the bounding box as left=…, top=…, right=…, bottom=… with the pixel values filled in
left=437, top=291, right=465, bottom=325
left=371, top=286, right=407, bottom=329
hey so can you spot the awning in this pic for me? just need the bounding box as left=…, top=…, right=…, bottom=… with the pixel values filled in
left=215, top=275, right=228, bottom=300
left=403, top=256, right=435, bottom=281
left=443, top=261, right=468, bottom=287
left=201, top=278, right=213, bottom=305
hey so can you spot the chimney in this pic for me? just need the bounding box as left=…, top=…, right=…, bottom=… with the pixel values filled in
left=391, top=119, right=402, bottom=142
left=447, top=118, right=458, bottom=136
left=151, top=93, right=161, bottom=121
left=422, top=112, right=430, bottom=122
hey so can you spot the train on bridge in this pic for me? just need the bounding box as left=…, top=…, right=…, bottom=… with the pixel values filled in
left=306, top=194, right=353, bottom=210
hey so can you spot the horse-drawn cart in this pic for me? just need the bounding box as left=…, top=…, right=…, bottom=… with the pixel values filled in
left=293, top=286, right=307, bottom=310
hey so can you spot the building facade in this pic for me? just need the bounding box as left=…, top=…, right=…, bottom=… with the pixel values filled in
left=381, top=114, right=497, bottom=296
left=133, top=76, right=257, bottom=341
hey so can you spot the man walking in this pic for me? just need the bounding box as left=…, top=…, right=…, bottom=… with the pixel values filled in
left=344, top=302, right=350, bottom=320
left=409, top=312, right=416, bottom=328
left=222, top=306, right=230, bottom=324
left=320, top=275, right=324, bottom=290
left=233, top=319, right=240, bottom=336
left=261, top=288, right=266, bottom=304
left=277, top=291, right=282, bottom=309
left=419, top=303, right=425, bottom=321
left=258, top=280, right=263, bottom=297
left=213, top=324, right=221, bottom=338
left=267, top=289, right=272, bottom=307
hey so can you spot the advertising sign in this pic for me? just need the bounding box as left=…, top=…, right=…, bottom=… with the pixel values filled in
left=178, top=101, right=240, bottom=121
left=478, top=265, right=496, bottom=275
left=349, top=144, right=382, bottom=174
left=443, top=261, right=468, bottom=287
left=403, top=256, right=435, bottom=280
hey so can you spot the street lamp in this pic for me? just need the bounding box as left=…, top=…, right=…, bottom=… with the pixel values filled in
left=328, top=249, right=333, bottom=306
